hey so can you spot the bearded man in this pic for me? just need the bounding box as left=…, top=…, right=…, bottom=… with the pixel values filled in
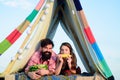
left=25, top=38, right=57, bottom=79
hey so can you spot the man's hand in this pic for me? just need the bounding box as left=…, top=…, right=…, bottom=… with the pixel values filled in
left=27, top=71, right=41, bottom=79
left=36, top=69, right=49, bottom=76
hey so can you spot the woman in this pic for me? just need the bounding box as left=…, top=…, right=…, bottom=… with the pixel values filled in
left=55, top=42, right=81, bottom=75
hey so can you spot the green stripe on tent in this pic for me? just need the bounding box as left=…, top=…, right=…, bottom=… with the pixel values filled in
left=26, top=9, right=38, bottom=22
left=100, top=60, right=112, bottom=78
left=0, top=39, right=12, bottom=54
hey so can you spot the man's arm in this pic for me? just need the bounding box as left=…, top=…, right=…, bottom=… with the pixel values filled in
left=25, top=52, right=39, bottom=72
left=36, top=69, right=52, bottom=76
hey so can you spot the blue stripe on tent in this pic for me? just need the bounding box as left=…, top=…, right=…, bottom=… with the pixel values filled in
left=92, top=42, right=104, bottom=61
left=73, top=0, right=83, bottom=11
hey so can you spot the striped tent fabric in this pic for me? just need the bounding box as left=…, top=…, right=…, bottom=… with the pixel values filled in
left=0, top=0, right=45, bottom=54
left=0, top=0, right=114, bottom=80
left=73, top=0, right=114, bottom=80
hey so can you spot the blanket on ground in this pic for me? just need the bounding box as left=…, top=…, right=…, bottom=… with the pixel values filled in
left=5, top=72, right=105, bottom=80
left=15, top=73, right=76, bottom=80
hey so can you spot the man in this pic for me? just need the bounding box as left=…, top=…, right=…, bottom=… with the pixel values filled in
left=25, top=38, right=57, bottom=79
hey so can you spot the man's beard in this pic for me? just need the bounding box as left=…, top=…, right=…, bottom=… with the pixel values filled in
left=41, top=51, right=52, bottom=61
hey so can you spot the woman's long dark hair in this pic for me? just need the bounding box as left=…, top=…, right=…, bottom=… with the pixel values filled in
left=59, top=42, right=77, bottom=70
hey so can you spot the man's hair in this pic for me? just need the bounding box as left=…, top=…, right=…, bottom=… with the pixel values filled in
left=35, top=38, right=54, bottom=51
left=40, top=38, right=54, bottom=47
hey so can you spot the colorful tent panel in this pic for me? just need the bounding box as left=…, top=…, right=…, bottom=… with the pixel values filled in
left=0, top=0, right=55, bottom=77
left=0, top=0, right=115, bottom=80
left=84, top=27, right=96, bottom=44
left=6, top=29, right=21, bottom=44
left=26, top=9, right=39, bottom=22
left=0, top=40, right=11, bottom=53
left=0, top=0, right=46, bottom=54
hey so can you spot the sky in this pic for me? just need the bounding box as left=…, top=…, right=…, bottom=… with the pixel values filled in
left=0, top=0, right=120, bottom=79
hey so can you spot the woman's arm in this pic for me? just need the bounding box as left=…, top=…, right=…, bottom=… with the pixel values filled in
left=68, top=62, right=76, bottom=74
left=55, top=56, right=63, bottom=75
left=67, top=57, right=76, bottom=74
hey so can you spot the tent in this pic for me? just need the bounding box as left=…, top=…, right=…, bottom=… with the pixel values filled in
left=0, top=0, right=114, bottom=80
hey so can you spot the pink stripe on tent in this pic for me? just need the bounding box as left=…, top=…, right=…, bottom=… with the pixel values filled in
left=6, top=29, right=18, bottom=41
left=6, top=29, right=21, bottom=44
left=35, top=0, right=45, bottom=11
left=84, top=27, right=96, bottom=44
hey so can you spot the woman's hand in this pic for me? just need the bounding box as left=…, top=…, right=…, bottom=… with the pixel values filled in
left=67, top=57, right=72, bottom=64
left=67, top=57, right=72, bottom=69
left=58, top=54, right=63, bottom=63
left=55, top=54, right=64, bottom=75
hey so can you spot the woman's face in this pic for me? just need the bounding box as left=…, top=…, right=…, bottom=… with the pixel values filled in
left=60, top=45, right=70, bottom=54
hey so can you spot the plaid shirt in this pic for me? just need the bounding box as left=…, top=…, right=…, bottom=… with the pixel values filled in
left=25, top=51, right=57, bottom=72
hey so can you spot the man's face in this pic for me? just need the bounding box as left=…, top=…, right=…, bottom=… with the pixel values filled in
left=41, top=44, right=53, bottom=61
left=42, top=44, right=53, bottom=53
